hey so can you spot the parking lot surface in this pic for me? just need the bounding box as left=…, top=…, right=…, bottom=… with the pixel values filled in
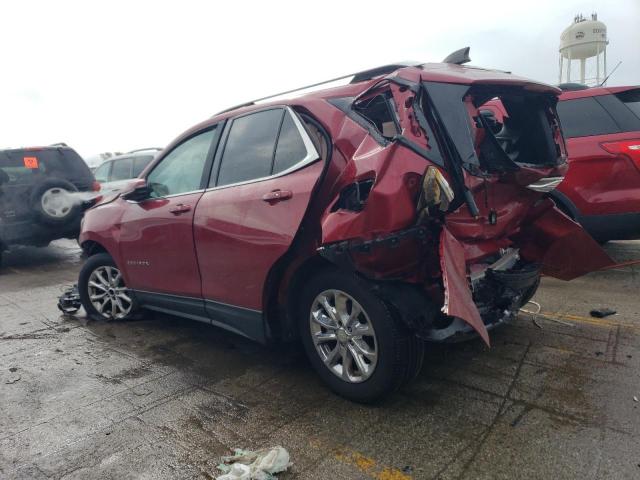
left=1, top=239, right=639, bottom=479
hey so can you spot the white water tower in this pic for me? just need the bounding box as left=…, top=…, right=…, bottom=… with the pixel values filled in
left=559, top=13, right=608, bottom=86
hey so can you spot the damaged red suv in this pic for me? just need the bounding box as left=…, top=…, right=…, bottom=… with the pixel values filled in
left=78, top=49, right=614, bottom=401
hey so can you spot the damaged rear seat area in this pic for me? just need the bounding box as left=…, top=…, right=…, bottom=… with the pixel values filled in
left=317, top=68, right=616, bottom=345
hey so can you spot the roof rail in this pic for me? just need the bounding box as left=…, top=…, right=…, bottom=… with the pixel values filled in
left=214, top=61, right=423, bottom=115
left=126, top=147, right=162, bottom=154
left=558, top=82, right=590, bottom=91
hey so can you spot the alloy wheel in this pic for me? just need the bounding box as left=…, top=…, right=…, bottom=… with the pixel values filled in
left=87, top=265, right=132, bottom=319
left=309, top=289, right=378, bottom=383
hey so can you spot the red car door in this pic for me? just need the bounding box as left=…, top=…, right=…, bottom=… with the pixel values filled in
left=118, top=127, right=218, bottom=298
left=193, top=107, right=323, bottom=338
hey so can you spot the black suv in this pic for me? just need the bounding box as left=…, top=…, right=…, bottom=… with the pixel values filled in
left=0, top=145, right=97, bottom=261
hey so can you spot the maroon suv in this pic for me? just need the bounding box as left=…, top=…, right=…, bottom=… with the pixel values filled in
left=77, top=52, right=614, bottom=401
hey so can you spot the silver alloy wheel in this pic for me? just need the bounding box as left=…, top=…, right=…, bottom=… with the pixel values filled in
left=87, top=266, right=132, bottom=319
left=309, top=289, right=378, bottom=383
left=41, top=188, right=73, bottom=218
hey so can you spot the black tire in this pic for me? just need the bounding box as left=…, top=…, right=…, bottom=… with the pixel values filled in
left=521, top=276, right=541, bottom=306
left=30, top=178, right=80, bottom=226
left=78, top=253, right=139, bottom=321
left=298, top=268, right=424, bottom=403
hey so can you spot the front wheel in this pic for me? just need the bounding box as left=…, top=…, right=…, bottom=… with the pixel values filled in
left=78, top=253, right=138, bottom=321
left=298, top=268, right=424, bottom=403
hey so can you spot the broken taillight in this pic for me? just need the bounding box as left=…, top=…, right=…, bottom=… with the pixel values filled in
left=601, top=139, right=640, bottom=172
left=92, top=181, right=101, bottom=192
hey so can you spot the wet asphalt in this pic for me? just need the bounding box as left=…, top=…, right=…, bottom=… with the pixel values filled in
left=1, top=239, right=639, bottom=479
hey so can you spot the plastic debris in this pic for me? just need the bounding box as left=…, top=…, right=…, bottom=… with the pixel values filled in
left=634, top=396, right=638, bottom=403
left=217, top=446, right=290, bottom=480
left=58, top=284, right=81, bottom=314
left=590, top=308, right=616, bottom=318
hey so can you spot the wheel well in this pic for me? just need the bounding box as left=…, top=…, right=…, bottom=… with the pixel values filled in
left=81, top=240, right=108, bottom=257
left=266, top=254, right=333, bottom=343
left=549, top=191, right=578, bottom=219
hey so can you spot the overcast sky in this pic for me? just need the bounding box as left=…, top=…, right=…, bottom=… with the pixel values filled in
left=1, top=0, right=638, bottom=159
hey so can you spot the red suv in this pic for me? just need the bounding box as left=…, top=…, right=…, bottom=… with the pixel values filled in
left=555, top=85, right=640, bottom=242
left=482, top=85, right=640, bottom=242
left=77, top=53, right=613, bottom=401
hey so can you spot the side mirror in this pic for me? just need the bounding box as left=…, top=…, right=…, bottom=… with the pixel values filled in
left=122, top=180, right=152, bottom=202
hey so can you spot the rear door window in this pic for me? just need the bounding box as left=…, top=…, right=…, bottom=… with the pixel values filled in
left=273, top=110, right=309, bottom=174
left=215, top=109, right=284, bottom=186
left=132, top=155, right=153, bottom=177
left=556, top=97, right=621, bottom=138
left=111, top=157, right=133, bottom=181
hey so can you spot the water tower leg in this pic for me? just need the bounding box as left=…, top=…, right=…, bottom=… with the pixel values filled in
left=604, top=47, right=607, bottom=85
left=580, top=59, right=585, bottom=84
left=559, top=55, right=563, bottom=84
left=567, top=51, right=572, bottom=82
left=596, top=43, right=601, bottom=84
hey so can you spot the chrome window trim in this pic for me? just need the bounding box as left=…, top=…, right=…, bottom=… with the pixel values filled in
left=206, top=106, right=320, bottom=192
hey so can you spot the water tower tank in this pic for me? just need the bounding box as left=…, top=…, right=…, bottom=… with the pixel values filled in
left=559, top=14, right=608, bottom=85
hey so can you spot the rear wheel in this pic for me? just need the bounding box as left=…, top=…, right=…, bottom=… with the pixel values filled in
left=78, top=253, right=138, bottom=321
left=30, top=179, right=80, bottom=226
left=298, top=268, right=424, bottom=403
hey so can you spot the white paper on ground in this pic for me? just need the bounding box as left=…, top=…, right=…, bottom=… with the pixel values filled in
left=216, top=446, right=291, bottom=480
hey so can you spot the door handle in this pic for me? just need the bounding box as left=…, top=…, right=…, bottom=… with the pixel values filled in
left=169, top=204, right=192, bottom=214
left=262, top=189, right=292, bottom=203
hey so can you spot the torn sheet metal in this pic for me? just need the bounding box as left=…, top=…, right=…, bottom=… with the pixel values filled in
left=439, top=227, right=490, bottom=346
left=516, top=203, right=615, bottom=280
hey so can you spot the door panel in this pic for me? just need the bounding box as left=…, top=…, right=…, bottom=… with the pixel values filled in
left=116, top=127, right=218, bottom=299
left=194, top=160, right=324, bottom=310
left=118, top=192, right=204, bottom=297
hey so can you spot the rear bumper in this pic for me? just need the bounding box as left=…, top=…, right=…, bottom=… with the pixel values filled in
left=578, top=212, right=640, bottom=242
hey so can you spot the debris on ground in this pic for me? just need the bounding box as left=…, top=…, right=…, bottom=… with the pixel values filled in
left=590, top=308, right=616, bottom=318
left=634, top=396, right=638, bottom=403
left=217, top=446, right=290, bottom=480
left=520, top=301, right=543, bottom=328
left=57, top=284, right=81, bottom=314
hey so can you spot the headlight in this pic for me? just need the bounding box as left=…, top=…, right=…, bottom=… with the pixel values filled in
left=527, top=176, right=564, bottom=193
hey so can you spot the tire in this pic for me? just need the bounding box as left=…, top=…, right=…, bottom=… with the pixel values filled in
left=298, top=268, right=424, bottom=403
left=30, top=178, right=80, bottom=226
left=521, top=276, right=541, bottom=306
left=78, top=253, right=139, bottom=321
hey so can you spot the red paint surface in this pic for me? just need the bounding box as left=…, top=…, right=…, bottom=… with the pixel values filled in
left=439, top=228, right=489, bottom=346
left=117, top=192, right=205, bottom=297
left=194, top=161, right=324, bottom=310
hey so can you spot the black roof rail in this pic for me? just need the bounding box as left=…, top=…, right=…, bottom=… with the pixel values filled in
left=558, top=82, right=590, bottom=91
left=126, top=147, right=162, bottom=154
left=214, top=61, right=423, bottom=116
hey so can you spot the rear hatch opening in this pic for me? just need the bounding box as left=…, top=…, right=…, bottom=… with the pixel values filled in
left=422, top=82, right=567, bottom=177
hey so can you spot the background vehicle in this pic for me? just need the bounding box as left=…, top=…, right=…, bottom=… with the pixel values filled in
left=481, top=85, right=640, bottom=242
left=77, top=54, right=613, bottom=402
left=93, top=148, right=160, bottom=192
left=0, top=144, right=98, bottom=261
left=554, top=85, right=640, bottom=242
